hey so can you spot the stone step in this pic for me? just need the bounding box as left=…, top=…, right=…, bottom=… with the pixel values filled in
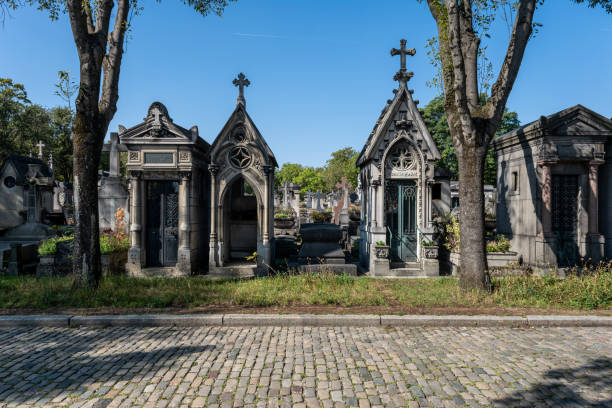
left=390, top=261, right=420, bottom=269
left=385, top=268, right=423, bottom=277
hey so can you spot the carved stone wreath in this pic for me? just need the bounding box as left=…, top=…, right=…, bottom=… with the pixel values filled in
left=229, top=146, right=252, bottom=169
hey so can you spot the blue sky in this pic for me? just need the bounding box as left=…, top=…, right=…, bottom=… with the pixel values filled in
left=1, top=1, right=611, bottom=167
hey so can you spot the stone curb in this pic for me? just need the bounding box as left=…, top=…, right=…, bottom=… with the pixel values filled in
left=223, top=314, right=381, bottom=327
left=0, top=314, right=610, bottom=327
left=381, top=315, right=528, bottom=327
left=0, top=315, right=73, bottom=327
left=69, top=314, right=223, bottom=327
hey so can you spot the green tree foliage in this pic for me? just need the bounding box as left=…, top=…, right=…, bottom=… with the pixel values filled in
left=275, top=147, right=359, bottom=195
left=0, top=78, right=74, bottom=181
left=322, top=147, right=360, bottom=190
left=420, top=94, right=520, bottom=186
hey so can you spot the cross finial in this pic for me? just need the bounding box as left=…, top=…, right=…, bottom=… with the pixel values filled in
left=36, top=140, right=45, bottom=159
left=391, top=39, right=416, bottom=86
left=233, top=72, right=250, bottom=106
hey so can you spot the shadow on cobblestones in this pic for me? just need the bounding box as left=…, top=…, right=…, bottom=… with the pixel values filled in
left=0, top=328, right=216, bottom=405
left=493, top=358, right=612, bottom=407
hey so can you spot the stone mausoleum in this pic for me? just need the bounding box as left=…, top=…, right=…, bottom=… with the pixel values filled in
left=357, top=40, right=451, bottom=277
left=115, top=73, right=276, bottom=277
left=494, top=105, right=612, bottom=268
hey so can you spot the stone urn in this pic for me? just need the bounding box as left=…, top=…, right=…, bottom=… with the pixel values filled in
left=349, top=206, right=361, bottom=222
left=375, top=245, right=390, bottom=259
left=422, top=245, right=439, bottom=260
left=274, top=217, right=295, bottom=229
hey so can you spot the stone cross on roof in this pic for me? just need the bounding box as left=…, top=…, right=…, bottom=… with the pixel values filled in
left=390, top=39, right=415, bottom=85
left=233, top=73, right=250, bottom=106
left=36, top=140, right=45, bottom=159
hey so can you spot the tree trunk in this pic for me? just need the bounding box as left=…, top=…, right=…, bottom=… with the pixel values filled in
left=72, top=107, right=106, bottom=289
left=457, top=142, right=491, bottom=291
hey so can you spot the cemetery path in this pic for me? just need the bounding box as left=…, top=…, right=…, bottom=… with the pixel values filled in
left=0, top=327, right=610, bottom=407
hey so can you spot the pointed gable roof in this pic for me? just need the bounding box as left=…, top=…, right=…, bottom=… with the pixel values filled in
left=357, top=83, right=440, bottom=168
left=211, top=101, right=278, bottom=168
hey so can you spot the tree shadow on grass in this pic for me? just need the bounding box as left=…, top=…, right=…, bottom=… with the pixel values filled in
left=493, top=357, right=612, bottom=407
left=0, top=327, right=216, bottom=405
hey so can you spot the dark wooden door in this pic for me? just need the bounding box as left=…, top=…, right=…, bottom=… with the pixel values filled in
left=385, top=180, right=418, bottom=262
left=146, top=181, right=179, bottom=267
left=551, top=175, right=579, bottom=267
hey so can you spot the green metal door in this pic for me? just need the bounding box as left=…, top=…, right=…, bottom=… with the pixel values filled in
left=385, top=180, right=418, bottom=262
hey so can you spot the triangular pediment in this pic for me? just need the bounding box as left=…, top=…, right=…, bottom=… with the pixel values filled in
left=357, top=85, right=440, bottom=167
left=119, top=102, right=199, bottom=143
left=211, top=103, right=278, bottom=168
left=545, top=105, right=612, bottom=136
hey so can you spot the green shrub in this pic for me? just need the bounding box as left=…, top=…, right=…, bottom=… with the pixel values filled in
left=375, top=240, right=386, bottom=246
left=310, top=210, right=332, bottom=223
left=486, top=235, right=511, bottom=253
left=274, top=209, right=294, bottom=219
left=99, top=235, right=130, bottom=255
left=38, top=236, right=73, bottom=256
left=444, top=215, right=460, bottom=251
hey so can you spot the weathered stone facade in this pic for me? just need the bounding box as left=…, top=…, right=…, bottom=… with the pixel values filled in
left=494, top=105, right=612, bottom=267
left=208, top=74, right=277, bottom=275
left=116, top=74, right=276, bottom=277
left=120, top=102, right=211, bottom=277
left=357, top=40, right=450, bottom=277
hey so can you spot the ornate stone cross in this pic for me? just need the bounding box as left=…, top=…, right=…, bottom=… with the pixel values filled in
left=233, top=72, right=250, bottom=106
left=36, top=140, right=45, bottom=159
left=390, top=39, right=415, bottom=72
left=391, top=39, right=416, bottom=85
left=336, top=177, right=352, bottom=211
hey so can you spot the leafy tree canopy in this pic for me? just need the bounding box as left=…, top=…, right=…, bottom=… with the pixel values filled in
left=0, top=78, right=74, bottom=181
left=420, top=94, right=520, bottom=186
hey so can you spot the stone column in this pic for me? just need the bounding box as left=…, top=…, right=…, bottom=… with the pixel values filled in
left=177, top=172, right=192, bottom=275
left=208, top=164, right=219, bottom=268
left=260, top=165, right=274, bottom=274
left=588, top=161, right=601, bottom=235
left=587, top=160, right=604, bottom=263
left=371, top=179, right=380, bottom=228
left=540, top=163, right=552, bottom=236
left=127, top=171, right=143, bottom=275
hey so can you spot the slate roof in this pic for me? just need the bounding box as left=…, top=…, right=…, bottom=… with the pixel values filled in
left=0, top=154, right=53, bottom=180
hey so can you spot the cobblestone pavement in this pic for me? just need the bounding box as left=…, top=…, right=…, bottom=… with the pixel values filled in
left=0, top=326, right=610, bottom=408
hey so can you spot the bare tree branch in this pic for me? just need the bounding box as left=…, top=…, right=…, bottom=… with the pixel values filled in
left=458, top=0, right=480, bottom=109
left=99, top=0, right=129, bottom=124
left=485, top=0, right=536, bottom=139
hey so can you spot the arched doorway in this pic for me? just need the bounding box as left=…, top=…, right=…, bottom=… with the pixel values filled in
left=384, top=140, right=421, bottom=263
left=223, top=177, right=258, bottom=261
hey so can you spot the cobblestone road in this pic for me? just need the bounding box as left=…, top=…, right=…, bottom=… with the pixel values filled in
left=0, top=326, right=610, bottom=408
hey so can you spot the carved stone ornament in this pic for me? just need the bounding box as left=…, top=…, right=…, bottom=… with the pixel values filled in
left=423, top=245, right=439, bottom=259
left=387, top=143, right=418, bottom=178
left=375, top=245, right=390, bottom=259
left=129, top=151, right=139, bottom=162
left=178, top=151, right=190, bottom=162
left=229, top=146, right=252, bottom=169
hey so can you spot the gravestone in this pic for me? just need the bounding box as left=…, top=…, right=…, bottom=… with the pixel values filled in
left=99, top=132, right=129, bottom=233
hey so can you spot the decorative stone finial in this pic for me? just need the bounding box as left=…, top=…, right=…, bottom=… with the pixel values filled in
left=233, top=73, right=250, bottom=106
left=390, top=39, right=416, bottom=86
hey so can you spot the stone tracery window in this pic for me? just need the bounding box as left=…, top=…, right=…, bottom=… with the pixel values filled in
left=229, top=146, right=252, bottom=169
left=386, top=142, right=418, bottom=178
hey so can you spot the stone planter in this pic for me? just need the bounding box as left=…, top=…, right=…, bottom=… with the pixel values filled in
left=448, top=250, right=521, bottom=276
left=422, top=245, right=439, bottom=259
left=36, top=255, right=56, bottom=277
left=274, top=218, right=295, bottom=229
left=485, top=218, right=496, bottom=232
left=375, top=245, right=390, bottom=259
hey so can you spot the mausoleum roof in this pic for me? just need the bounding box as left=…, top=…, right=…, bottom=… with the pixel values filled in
left=0, top=154, right=53, bottom=182
left=494, top=104, right=612, bottom=151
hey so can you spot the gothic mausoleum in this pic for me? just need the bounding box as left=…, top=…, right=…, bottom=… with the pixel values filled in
left=357, top=40, right=451, bottom=277
left=115, top=73, right=276, bottom=277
